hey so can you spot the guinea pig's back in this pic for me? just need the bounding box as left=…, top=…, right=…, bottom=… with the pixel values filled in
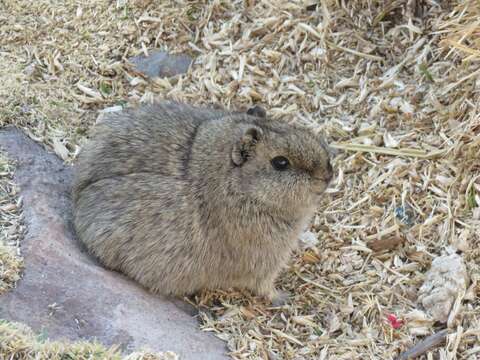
left=73, top=102, right=229, bottom=200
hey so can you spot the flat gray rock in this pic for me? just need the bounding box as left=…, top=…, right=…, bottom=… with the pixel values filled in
left=0, top=127, right=228, bottom=359
left=129, top=51, right=193, bottom=79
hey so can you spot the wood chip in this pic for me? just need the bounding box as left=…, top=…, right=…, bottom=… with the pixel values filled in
left=397, top=329, right=449, bottom=360
left=367, top=235, right=406, bottom=252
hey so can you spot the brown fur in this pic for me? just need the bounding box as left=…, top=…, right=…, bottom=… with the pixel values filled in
left=72, top=102, right=332, bottom=302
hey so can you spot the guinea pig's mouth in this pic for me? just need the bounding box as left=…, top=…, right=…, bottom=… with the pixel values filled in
left=313, top=174, right=333, bottom=186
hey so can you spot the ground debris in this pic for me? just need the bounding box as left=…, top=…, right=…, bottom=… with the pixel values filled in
left=0, top=153, right=23, bottom=294
left=418, top=254, right=469, bottom=323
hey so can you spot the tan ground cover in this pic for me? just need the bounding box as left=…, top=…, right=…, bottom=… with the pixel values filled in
left=1, top=0, right=479, bottom=359
left=0, top=320, right=177, bottom=360
left=0, top=155, right=23, bottom=294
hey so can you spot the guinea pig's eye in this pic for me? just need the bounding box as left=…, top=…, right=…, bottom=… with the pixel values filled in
left=271, top=156, right=290, bottom=171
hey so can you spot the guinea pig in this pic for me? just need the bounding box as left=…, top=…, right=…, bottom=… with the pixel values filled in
left=72, top=102, right=332, bottom=304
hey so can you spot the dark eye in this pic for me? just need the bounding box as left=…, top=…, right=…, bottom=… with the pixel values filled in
left=271, top=156, right=290, bottom=171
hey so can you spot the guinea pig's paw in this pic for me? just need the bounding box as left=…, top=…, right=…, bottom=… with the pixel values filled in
left=269, top=289, right=290, bottom=307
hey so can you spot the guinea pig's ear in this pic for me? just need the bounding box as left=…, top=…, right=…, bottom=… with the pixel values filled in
left=246, top=105, right=267, bottom=118
left=232, top=126, right=263, bottom=166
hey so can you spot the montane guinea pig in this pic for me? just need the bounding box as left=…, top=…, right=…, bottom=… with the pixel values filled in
left=72, top=102, right=333, bottom=304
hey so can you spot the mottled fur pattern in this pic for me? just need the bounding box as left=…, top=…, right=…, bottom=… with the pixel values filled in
left=73, top=102, right=332, bottom=302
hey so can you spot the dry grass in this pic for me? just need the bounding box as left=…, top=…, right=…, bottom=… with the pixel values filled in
left=0, top=320, right=177, bottom=360
left=1, top=0, right=479, bottom=359
left=0, top=154, right=23, bottom=294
